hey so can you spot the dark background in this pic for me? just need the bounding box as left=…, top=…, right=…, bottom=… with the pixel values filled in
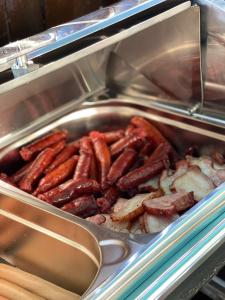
left=0, top=0, right=118, bottom=46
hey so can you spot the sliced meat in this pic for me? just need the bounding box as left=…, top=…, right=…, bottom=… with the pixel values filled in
left=138, top=175, right=160, bottom=192
left=139, top=215, right=146, bottom=233
left=128, top=219, right=142, bottom=235
left=143, top=212, right=179, bottom=234
left=186, top=155, right=222, bottom=187
left=111, top=194, right=149, bottom=222
left=159, top=169, right=174, bottom=195
left=143, top=191, right=194, bottom=215
left=143, top=197, right=176, bottom=216
left=86, top=214, right=106, bottom=225
left=172, top=166, right=214, bottom=201
left=101, top=215, right=129, bottom=233
left=160, top=160, right=189, bottom=195
left=112, top=198, right=128, bottom=213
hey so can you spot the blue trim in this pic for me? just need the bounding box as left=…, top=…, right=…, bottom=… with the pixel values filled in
left=127, top=212, right=225, bottom=299
left=89, top=184, right=225, bottom=299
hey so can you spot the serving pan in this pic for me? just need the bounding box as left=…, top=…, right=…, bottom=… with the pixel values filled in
left=0, top=100, right=224, bottom=297
left=0, top=1, right=224, bottom=298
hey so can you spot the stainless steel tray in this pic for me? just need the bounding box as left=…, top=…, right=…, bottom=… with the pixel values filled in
left=0, top=100, right=224, bottom=298
left=0, top=0, right=224, bottom=298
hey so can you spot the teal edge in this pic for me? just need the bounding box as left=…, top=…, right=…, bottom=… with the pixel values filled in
left=92, top=184, right=225, bottom=300
left=125, top=212, right=225, bottom=299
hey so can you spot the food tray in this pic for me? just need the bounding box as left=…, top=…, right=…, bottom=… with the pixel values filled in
left=0, top=100, right=224, bottom=297
left=0, top=1, right=224, bottom=298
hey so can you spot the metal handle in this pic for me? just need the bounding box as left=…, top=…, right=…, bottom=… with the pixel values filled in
left=99, top=239, right=129, bottom=266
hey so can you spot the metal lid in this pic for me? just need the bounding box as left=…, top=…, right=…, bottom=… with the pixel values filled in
left=0, top=0, right=191, bottom=147
left=0, top=0, right=186, bottom=74
left=198, top=0, right=225, bottom=123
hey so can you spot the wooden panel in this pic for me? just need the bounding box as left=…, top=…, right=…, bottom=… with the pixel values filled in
left=45, top=0, right=101, bottom=28
left=0, top=0, right=9, bottom=46
left=5, top=0, right=44, bottom=41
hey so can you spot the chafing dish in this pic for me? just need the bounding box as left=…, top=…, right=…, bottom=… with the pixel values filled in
left=0, top=0, right=224, bottom=299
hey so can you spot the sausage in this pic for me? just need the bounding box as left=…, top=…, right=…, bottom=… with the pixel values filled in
left=110, top=134, right=143, bottom=156
left=96, top=187, right=119, bottom=213
left=62, top=195, right=98, bottom=218
left=19, top=148, right=55, bottom=192
left=34, top=155, right=79, bottom=195
left=74, top=137, right=93, bottom=180
left=11, top=141, right=65, bottom=185
left=145, top=143, right=171, bottom=166
left=0, top=173, right=16, bottom=187
left=90, top=132, right=111, bottom=190
left=10, top=162, right=32, bottom=184
left=50, top=140, right=66, bottom=155
left=117, top=161, right=165, bottom=191
left=20, top=130, right=67, bottom=161
left=74, top=152, right=92, bottom=180
left=107, top=148, right=137, bottom=185
left=38, top=178, right=100, bottom=207
left=89, top=130, right=125, bottom=145
left=131, top=116, right=167, bottom=146
left=45, top=144, right=77, bottom=174
left=139, top=141, right=153, bottom=157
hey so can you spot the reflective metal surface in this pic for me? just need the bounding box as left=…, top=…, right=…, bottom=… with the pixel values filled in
left=198, top=0, right=225, bottom=120
left=108, top=5, right=201, bottom=104
left=0, top=1, right=223, bottom=298
left=0, top=0, right=187, bottom=74
left=129, top=209, right=225, bottom=300
left=0, top=2, right=198, bottom=150
left=0, top=193, right=101, bottom=295
left=0, top=101, right=224, bottom=297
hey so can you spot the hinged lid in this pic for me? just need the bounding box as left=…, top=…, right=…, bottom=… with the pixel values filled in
left=0, top=0, right=186, bottom=74
left=0, top=0, right=192, bottom=148
left=197, top=0, right=225, bottom=123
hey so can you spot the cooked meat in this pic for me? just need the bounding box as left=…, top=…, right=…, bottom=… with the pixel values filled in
left=172, top=166, right=214, bottom=201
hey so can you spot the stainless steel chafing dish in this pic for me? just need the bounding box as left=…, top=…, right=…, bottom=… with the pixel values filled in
left=0, top=0, right=224, bottom=299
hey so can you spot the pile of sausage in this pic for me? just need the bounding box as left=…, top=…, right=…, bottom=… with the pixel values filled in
left=1, top=116, right=225, bottom=234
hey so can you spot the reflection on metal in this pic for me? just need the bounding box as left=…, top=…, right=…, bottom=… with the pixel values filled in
left=0, top=0, right=181, bottom=74
left=0, top=101, right=224, bottom=297
left=198, top=0, right=225, bottom=119
left=202, top=276, right=225, bottom=300
left=0, top=0, right=223, bottom=298
left=0, top=3, right=199, bottom=150
left=108, top=5, right=201, bottom=104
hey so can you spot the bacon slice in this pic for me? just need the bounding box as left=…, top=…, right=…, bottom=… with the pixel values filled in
left=143, top=212, right=179, bottom=234
left=143, top=191, right=195, bottom=215
left=172, top=166, right=214, bottom=201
